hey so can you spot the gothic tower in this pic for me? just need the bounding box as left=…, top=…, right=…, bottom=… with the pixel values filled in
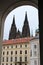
left=22, top=12, right=30, bottom=37
left=9, top=16, right=17, bottom=39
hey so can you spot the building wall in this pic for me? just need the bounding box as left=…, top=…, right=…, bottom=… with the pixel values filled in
left=30, top=38, right=40, bottom=65
left=1, top=42, right=30, bottom=65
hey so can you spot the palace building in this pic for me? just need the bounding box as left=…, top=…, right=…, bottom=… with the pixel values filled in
left=1, top=37, right=32, bottom=65
left=1, top=36, right=40, bottom=65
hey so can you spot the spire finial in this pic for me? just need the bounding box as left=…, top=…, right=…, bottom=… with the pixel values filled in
left=25, top=11, right=27, bottom=17
left=13, top=15, right=15, bottom=25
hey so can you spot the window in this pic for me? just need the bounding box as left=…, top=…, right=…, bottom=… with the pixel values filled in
left=3, top=51, right=5, bottom=55
left=25, top=64, right=27, bottom=65
left=6, top=63, right=8, bottom=65
left=25, top=57, right=27, bottom=61
left=15, top=63, right=17, bottom=65
left=2, top=63, right=4, bottom=65
left=25, top=50, right=27, bottom=54
left=30, top=50, right=32, bottom=56
left=16, top=45, right=17, bottom=48
left=34, top=51, right=37, bottom=56
left=3, top=46, right=5, bottom=49
left=6, top=57, right=8, bottom=62
left=34, top=45, right=37, bottom=49
left=15, top=51, right=17, bottom=54
left=20, top=57, right=22, bottom=61
left=15, top=57, right=17, bottom=61
left=20, top=50, right=22, bottom=54
left=11, top=45, right=13, bottom=48
left=10, top=57, right=13, bottom=62
left=25, top=45, right=27, bottom=47
left=34, top=60, right=37, bottom=65
left=11, top=51, right=13, bottom=55
left=20, top=63, right=22, bottom=65
left=10, top=64, right=12, bottom=65
left=20, top=45, right=22, bottom=48
left=7, top=51, right=9, bottom=55
left=2, top=57, right=4, bottom=62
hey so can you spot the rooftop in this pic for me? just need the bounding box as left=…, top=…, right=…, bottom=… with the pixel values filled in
left=3, top=37, right=33, bottom=45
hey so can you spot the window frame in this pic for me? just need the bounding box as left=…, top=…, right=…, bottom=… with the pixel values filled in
left=20, top=50, right=22, bottom=54
left=25, top=50, right=27, bottom=54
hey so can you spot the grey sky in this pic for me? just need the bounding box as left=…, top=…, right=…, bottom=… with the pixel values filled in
left=3, top=5, right=39, bottom=40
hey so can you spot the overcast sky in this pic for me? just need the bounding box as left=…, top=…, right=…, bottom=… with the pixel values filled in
left=3, top=5, right=39, bottom=40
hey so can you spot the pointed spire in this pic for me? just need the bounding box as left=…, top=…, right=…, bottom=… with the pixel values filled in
left=22, top=12, right=30, bottom=37
left=24, top=11, right=28, bottom=24
left=25, top=11, right=28, bottom=21
left=9, top=15, right=17, bottom=39
left=12, top=15, right=15, bottom=26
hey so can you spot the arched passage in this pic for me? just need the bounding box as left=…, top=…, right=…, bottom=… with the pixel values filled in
left=0, top=0, right=38, bottom=64
left=1, top=0, right=38, bottom=39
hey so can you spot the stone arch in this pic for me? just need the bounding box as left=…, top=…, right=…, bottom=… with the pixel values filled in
left=1, top=0, right=38, bottom=39
left=0, top=0, right=38, bottom=64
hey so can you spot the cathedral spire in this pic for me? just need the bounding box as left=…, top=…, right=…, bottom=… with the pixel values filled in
left=22, top=11, right=30, bottom=37
left=12, top=16, right=15, bottom=26
left=25, top=11, right=28, bottom=21
left=9, top=15, right=17, bottom=39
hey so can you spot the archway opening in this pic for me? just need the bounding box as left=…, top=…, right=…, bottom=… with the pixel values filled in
left=1, top=4, right=40, bottom=65
left=3, top=5, right=39, bottom=40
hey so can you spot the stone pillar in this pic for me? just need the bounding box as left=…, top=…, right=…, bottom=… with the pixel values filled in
left=0, top=17, right=4, bottom=65
left=0, top=27, right=2, bottom=65
left=0, top=36, right=2, bottom=65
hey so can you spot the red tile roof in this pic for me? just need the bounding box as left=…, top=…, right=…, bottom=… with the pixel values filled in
left=3, top=37, right=33, bottom=45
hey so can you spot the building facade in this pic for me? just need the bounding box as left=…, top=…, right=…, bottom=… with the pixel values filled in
left=1, top=27, right=40, bottom=65
left=1, top=37, right=31, bottom=65
left=30, top=29, right=40, bottom=65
